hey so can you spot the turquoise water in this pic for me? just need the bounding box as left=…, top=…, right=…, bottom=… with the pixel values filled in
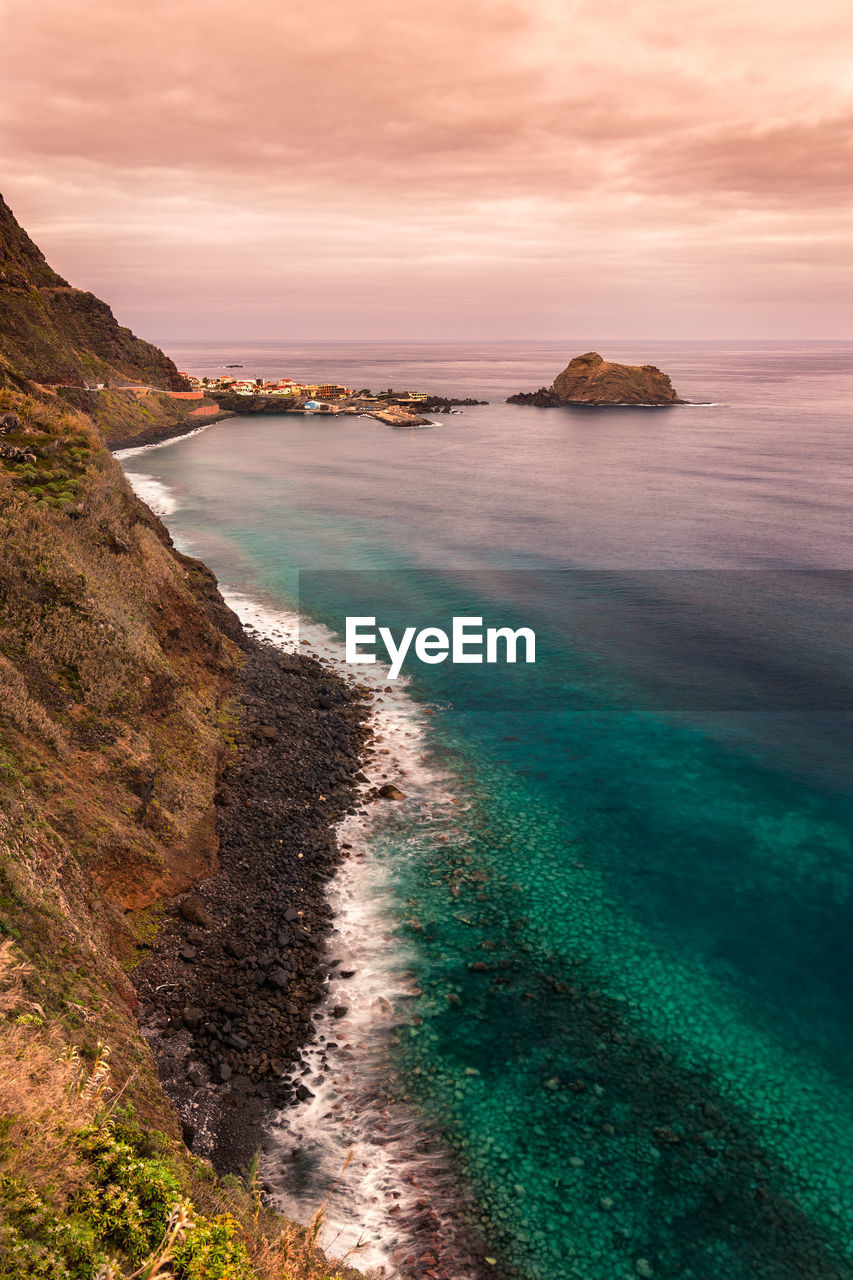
left=125, top=342, right=853, bottom=1278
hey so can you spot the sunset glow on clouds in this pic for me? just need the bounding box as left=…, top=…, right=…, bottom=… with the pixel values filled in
left=2, top=0, right=852, bottom=338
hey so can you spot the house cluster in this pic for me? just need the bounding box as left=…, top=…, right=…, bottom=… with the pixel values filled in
left=180, top=373, right=430, bottom=410
left=183, top=374, right=353, bottom=400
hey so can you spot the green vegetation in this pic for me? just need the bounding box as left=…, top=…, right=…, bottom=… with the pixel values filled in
left=0, top=392, right=98, bottom=508
left=0, top=946, right=364, bottom=1280
left=0, top=390, right=368, bottom=1280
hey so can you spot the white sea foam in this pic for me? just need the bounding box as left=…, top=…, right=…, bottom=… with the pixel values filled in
left=122, top=472, right=179, bottom=517
left=220, top=589, right=465, bottom=1275
left=114, top=419, right=219, bottom=461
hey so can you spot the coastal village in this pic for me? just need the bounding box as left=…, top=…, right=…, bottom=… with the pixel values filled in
left=157, top=369, right=486, bottom=426
left=40, top=362, right=486, bottom=441
left=186, top=371, right=426, bottom=404
left=182, top=371, right=436, bottom=423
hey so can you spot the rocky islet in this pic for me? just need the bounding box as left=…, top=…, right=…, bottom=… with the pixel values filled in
left=507, top=350, right=686, bottom=407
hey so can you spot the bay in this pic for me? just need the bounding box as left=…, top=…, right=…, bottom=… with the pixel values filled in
left=122, top=340, right=853, bottom=1279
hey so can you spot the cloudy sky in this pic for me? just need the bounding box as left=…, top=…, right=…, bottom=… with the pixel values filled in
left=2, top=0, right=852, bottom=340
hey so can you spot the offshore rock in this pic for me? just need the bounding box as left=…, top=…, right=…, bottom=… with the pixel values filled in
left=506, top=387, right=562, bottom=407
left=417, top=395, right=489, bottom=411
left=378, top=782, right=407, bottom=800
left=508, top=351, right=685, bottom=407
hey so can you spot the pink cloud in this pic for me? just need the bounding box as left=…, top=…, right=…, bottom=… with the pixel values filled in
left=2, top=0, right=851, bottom=337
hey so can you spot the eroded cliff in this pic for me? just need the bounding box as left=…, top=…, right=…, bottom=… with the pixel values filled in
left=0, top=194, right=187, bottom=391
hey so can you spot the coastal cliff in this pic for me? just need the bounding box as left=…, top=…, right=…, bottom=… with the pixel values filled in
left=508, top=350, right=685, bottom=406
left=0, top=203, right=367, bottom=1278
left=0, top=195, right=188, bottom=392
left=0, top=194, right=238, bottom=451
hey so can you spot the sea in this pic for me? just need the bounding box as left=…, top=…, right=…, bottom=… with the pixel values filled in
left=118, top=341, right=853, bottom=1280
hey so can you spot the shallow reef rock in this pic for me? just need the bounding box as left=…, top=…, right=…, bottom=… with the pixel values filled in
left=507, top=350, right=685, bottom=407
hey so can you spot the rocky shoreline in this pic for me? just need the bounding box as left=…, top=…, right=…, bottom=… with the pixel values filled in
left=110, top=410, right=234, bottom=452
left=129, top=622, right=499, bottom=1280
left=131, top=636, right=372, bottom=1174
left=113, top=417, right=499, bottom=1278
left=417, top=396, right=488, bottom=412
left=107, top=394, right=488, bottom=451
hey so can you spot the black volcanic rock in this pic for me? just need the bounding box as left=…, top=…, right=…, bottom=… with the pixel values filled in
left=506, top=387, right=563, bottom=407
left=508, top=351, right=685, bottom=407
left=131, top=640, right=371, bottom=1173
left=416, top=396, right=489, bottom=411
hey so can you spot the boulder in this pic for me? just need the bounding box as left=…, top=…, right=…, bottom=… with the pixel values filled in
left=178, top=894, right=211, bottom=927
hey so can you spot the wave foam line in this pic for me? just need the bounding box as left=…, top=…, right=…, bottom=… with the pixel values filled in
left=114, top=419, right=220, bottom=460
left=121, top=472, right=179, bottom=517
left=220, top=589, right=478, bottom=1277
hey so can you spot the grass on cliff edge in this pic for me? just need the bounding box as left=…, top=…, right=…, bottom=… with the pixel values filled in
left=0, top=942, right=369, bottom=1280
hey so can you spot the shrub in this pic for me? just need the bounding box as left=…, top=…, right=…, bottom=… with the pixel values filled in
left=77, top=1122, right=183, bottom=1264
left=172, top=1215, right=255, bottom=1280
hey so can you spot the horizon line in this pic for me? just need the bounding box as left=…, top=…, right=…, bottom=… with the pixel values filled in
left=152, top=336, right=853, bottom=346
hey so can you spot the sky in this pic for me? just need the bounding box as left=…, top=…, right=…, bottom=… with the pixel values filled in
left=1, top=0, right=852, bottom=341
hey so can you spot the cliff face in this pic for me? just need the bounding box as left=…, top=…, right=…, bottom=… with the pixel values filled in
left=0, top=210, right=251, bottom=1245
left=0, top=208, right=371, bottom=1280
left=0, top=387, right=246, bottom=1188
left=0, top=195, right=187, bottom=391
left=508, top=351, right=685, bottom=407
left=0, top=394, right=243, bottom=916
left=0, top=202, right=236, bottom=912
